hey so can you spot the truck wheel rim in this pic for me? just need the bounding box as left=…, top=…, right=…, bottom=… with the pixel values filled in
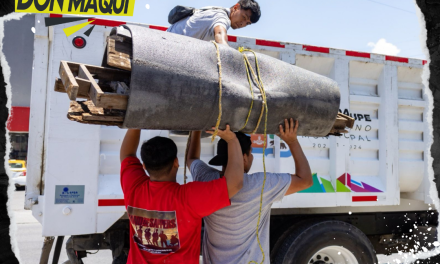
left=309, top=246, right=359, bottom=264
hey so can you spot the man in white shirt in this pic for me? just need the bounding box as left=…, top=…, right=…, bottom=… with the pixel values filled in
left=186, top=119, right=313, bottom=264
left=167, top=0, right=261, bottom=45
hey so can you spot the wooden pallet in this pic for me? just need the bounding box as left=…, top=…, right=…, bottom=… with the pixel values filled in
left=327, top=112, right=355, bottom=136
left=67, top=101, right=125, bottom=126
left=55, top=34, right=133, bottom=124
left=57, top=61, right=130, bottom=110
left=106, top=35, right=132, bottom=71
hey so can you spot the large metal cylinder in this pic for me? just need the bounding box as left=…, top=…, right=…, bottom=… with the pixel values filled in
left=119, top=25, right=340, bottom=137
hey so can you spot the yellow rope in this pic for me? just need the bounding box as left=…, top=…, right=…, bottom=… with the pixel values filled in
left=250, top=99, right=268, bottom=264
left=238, top=48, right=266, bottom=134
left=211, top=41, right=223, bottom=142
left=238, top=51, right=255, bottom=131
left=238, top=47, right=268, bottom=264
left=199, top=44, right=268, bottom=263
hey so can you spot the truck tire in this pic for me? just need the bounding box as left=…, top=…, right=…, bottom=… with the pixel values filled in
left=272, top=220, right=377, bottom=264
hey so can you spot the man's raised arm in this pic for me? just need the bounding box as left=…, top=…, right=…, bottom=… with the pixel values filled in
left=186, top=131, right=202, bottom=169
left=120, top=129, right=141, bottom=163
left=278, top=119, right=313, bottom=195
left=206, top=125, right=243, bottom=198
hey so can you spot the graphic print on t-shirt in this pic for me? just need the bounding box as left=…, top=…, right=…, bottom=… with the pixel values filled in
left=127, top=206, right=180, bottom=254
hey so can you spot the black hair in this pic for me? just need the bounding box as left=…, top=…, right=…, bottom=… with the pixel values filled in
left=140, top=136, right=177, bottom=175
left=218, top=132, right=252, bottom=166
left=238, top=0, right=261, bottom=23
left=236, top=132, right=252, bottom=156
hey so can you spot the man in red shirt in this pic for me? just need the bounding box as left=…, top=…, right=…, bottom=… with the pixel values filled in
left=120, top=125, right=243, bottom=263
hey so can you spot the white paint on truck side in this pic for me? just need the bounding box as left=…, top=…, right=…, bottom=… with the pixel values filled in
left=25, top=14, right=49, bottom=211
left=26, top=14, right=432, bottom=236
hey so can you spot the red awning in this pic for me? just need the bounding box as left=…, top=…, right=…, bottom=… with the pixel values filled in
left=7, top=106, right=30, bottom=132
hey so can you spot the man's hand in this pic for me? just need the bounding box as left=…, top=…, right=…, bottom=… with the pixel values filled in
left=278, top=118, right=298, bottom=145
left=277, top=119, right=313, bottom=195
left=206, top=125, right=236, bottom=142
left=120, top=129, right=141, bottom=163
left=186, top=131, right=202, bottom=169
left=206, top=125, right=244, bottom=198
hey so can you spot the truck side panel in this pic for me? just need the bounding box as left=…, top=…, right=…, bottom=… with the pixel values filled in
left=26, top=14, right=48, bottom=211
left=27, top=15, right=431, bottom=236
left=39, top=17, right=106, bottom=236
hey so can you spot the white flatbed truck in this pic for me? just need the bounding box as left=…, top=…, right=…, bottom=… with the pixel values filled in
left=21, top=13, right=436, bottom=264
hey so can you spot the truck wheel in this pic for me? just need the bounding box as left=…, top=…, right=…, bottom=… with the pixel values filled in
left=272, top=220, right=377, bottom=264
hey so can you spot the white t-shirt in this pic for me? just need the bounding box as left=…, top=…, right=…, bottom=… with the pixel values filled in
left=166, top=7, right=231, bottom=41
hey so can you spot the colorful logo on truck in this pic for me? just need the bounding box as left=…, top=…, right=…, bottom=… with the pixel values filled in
left=336, top=173, right=382, bottom=193
left=251, top=134, right=291, bottom=157
left=251, top=134, right=273, bottom=156
left=298, top=173, right=383, bottom=193
left=298, top=173, right=335, bottom=193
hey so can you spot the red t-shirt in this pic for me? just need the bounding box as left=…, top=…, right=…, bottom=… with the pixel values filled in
left=120, top=156, right=231, bottom=264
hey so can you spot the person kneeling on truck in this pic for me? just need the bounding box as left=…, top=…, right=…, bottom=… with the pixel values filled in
left=186, top=119, right=313, bottom=264
left=120, top=125, right=244, bottom=263
left=167, top=0, right=261, bottom=45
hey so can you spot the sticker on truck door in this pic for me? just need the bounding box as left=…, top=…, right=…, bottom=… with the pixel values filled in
left=54, top=185, right=85, bottom=204
left=127, top=206, right=180, bottom=254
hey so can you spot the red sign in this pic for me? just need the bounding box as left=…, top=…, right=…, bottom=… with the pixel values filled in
left=251, top=134, right=266, bottom=148
left=7, top=107, right=30, bottom=132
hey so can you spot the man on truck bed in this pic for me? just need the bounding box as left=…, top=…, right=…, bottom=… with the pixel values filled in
left=119, top=125, right=244, bottom=263
left=186, top=119, right=313, bottom=264
left=167, top=0, right=261, bottom=45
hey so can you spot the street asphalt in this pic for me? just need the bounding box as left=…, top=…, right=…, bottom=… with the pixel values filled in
left=11, top=189, right=112, bottom=264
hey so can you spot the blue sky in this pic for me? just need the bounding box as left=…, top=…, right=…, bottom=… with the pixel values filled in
left=99, top=0, right=425, bottom=59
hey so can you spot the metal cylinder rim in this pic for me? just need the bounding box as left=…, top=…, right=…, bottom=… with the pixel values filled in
left=309, top=245, right=359, bottom=264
